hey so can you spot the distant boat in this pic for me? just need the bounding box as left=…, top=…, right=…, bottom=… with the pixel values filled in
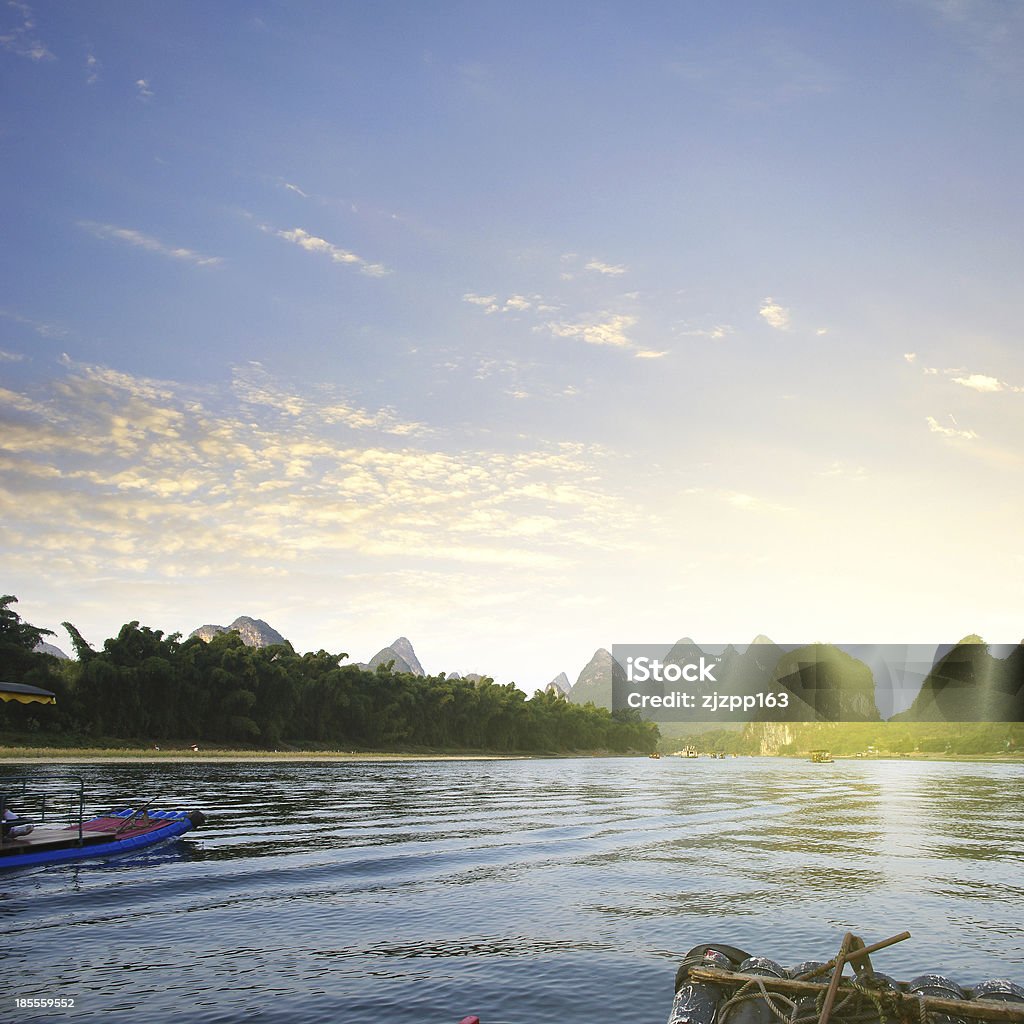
left=809, top=749, right=834, bottom=763
left=649, top=752, right=662, bottom=759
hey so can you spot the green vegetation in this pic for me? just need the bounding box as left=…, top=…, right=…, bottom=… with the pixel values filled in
left=0, top=596, right=658, bottom=755
left=660, top=720, right=1024, bottom=757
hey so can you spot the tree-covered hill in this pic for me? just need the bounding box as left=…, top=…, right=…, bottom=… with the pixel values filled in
left=0, top=596, right=658, bottom=754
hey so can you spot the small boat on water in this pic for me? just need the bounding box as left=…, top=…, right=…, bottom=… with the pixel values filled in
left=809, top=749, right=834, bottom=763
left=1, top=775, right=205, bottom=871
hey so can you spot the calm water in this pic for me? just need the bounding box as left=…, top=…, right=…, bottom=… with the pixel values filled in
left=1, top=757, right=1021, bottom=1024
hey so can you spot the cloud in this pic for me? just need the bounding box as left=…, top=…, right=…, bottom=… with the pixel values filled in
left=462, top=292, right=537, bottom=314
left=915, top=0, right=1024, bottom=79
left=135, top=78, right=153, bottom=100
left=547, top=313, right=637, bottom=351
left=677, top=323, right=733, bottom=341
left=759, top=297, right=790, bottom=330
left=950, top=372, right=1023, bottom=393
left=0, top=2, right=54, bottom=61
left=0, top=361, right=645, bottom=583
left=78, top=221, right=223, bottom=267
left=283, top=182, right=310, bottom=198
left=919, top=363, right=1024, bottom=393
left=232, top=362, right=426, bottom=436
left=585, top=260, right=628, bottom=276
left=904, top=353, right=917, bottom=363
left=85, top=52, right=99, bottom=84
left=926, top=415, right=978, bottom=440
left=0, top=308, right=66, bottom=338
left=271, top=226, right=389, bottom=277
left=686, top=489, right=794, bottom=513
left=0, top=350, right=26, bottom=362
left=819, top=461, right=868, bottom=480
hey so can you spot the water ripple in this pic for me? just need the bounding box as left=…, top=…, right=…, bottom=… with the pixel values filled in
left=2, top=757, right=1021, bottom=1022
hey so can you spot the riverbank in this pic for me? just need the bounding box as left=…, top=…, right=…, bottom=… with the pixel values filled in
left=0, top=744, right=538, bottom=763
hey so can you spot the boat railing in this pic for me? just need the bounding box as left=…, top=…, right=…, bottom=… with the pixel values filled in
left=0, top=774, right=86, bottom=849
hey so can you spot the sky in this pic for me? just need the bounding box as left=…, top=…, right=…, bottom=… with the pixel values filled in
left=2, top=1, right=1023, bottom=690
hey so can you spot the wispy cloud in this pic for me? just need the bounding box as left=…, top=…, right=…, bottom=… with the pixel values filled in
left=724, top=491, right=795, bottom=513
left=819, top=461, right=868, bottom=480
left=0, top=360, right=644, bottom=582
left=85, top=52, right=99, bottom=84
left=951, top=372, right=1023, bottom=393
left=759, top=297, right=790, bottom=330
left=0, top=350, right=25, bottom=362
left=687, top=487, right=795, bottom=513
left=585, top=260, right=628, bottom=276
left=918, top=362, right=1024, bottom=393
left=0, top=2, right=54, bottom=61
left=915, top=0, right=1024, bottom=80
left=677, top=322, right=733, bottom=341
left=926, top=414, right=978, bottom=440
left=547, top=313, right=638, bottom=352
left=233, top=362, right=426, bottom=436
left=135, top=78, right=153, bottom=100
left=0, top=308, right=66, bottom=338
left=78, top=221, right=223, bottom=267
left=283, top=182, right=310, bottom=198
left=270, top=226, right=389, bottom=277
left=462, top=292, right=536, bottom=314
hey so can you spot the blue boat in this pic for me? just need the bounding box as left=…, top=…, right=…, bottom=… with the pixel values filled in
left=1, top=775, right=205, bottom=870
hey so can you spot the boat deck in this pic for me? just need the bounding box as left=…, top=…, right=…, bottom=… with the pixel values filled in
left=1, top=827, right=121, bottom=855
left=1, top=814, right=181, bottom=857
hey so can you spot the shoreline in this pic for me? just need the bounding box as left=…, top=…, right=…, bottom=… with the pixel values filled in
left=1, top=747, right=1020, bottom=765
left=0, top=749, right=536, bottom=764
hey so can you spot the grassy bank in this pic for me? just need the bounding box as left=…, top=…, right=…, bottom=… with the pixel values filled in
left=0, top=732, right=641, bottom=762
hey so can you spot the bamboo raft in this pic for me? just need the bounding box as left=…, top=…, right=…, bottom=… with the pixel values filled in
left=670, top=932, right=1024, bottom=1024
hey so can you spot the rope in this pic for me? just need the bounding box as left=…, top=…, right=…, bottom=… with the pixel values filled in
left=717, top=976, right=896, bottom=1024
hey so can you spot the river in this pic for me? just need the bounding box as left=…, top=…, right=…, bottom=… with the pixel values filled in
left=1, top=757, right=1021, bottom=1023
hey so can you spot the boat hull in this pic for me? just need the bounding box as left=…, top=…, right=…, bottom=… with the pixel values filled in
left=0, top=808, right=205, bottom=870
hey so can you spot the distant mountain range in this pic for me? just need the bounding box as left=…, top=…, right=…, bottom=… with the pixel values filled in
left=89, top=614, right=1023, bottom=723
left=558, top=636, right=1024, bottom=723
left=891, top=636, right=1024, bottom=722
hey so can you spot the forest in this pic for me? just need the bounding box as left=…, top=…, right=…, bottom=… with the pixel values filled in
left=0, top=596, right=659, bottom=754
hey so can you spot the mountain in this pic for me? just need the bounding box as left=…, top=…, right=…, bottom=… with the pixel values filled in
left=892, top=637, right=1024, bottom=722
left=764, top=644, right=882, bottom=721
left=569, top=648, right=625, bottom=708
left=190, top=616, right=287, bottom=648
left=34, top=640, right=70, bottom=660
left=360, top=636, right=426, bottom=676
left=546, top=672, right=571, bottom=697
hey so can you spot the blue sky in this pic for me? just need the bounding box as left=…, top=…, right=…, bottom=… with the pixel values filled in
left=2, top=1, right=1023, bottom=688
